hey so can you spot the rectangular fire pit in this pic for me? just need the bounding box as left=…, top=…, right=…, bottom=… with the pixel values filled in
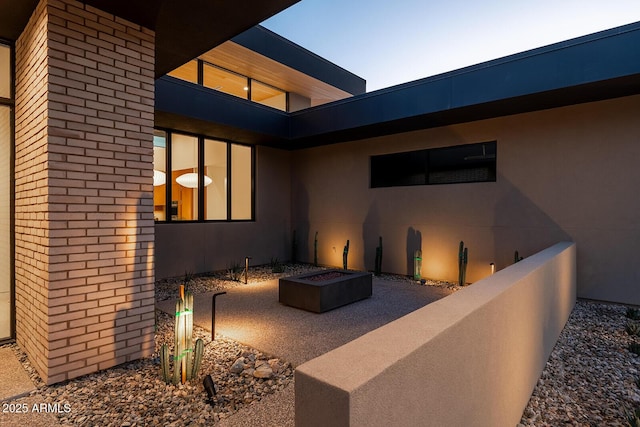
left=279, top=269, right=372, bottom=313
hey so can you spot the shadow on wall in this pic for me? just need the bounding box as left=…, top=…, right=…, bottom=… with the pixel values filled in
left=292, top=185, right=310, bottom=264
left=406, top=227, right=422, bottom=277
left=362, top=201, right=381, bottom=272
left=492, top=174, right=571, bottom=270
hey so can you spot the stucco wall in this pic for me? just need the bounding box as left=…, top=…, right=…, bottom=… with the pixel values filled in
left=155, top=145, right=291, bottom=278
left=291, top=95, right=640, bottom=305
left=295, top=242, right=576, bottom=427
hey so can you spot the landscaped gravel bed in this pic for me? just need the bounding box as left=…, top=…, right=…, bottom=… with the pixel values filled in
left=519, top=300, right=640, bottom=426
left=3, top=264, right=638, bottom=426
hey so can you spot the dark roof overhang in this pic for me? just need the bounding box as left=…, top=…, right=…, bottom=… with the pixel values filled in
left=0, top=0, right=301, bottom=78
left=155, top=21, right=640, bottom=150
left=232, top=26, right=366, bottom=96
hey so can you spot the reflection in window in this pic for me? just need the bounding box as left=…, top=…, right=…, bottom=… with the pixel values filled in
left=204, top=139, right=227, bottom=220
left=171, top=134, right=199, bottom=221
left=231, top=144, right=252, bottom=220
left=251, top=80, right=286, bottom=111
left=153, top=130, right=167, bottom=221
left=167, top=60, right=198, bottom=84
left=203, top=63, right=248, bottom=99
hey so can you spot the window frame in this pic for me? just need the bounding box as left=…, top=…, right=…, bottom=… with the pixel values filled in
left=154, top=128, right=255, bottom=223
left=370, top=141, right=497, bottom=188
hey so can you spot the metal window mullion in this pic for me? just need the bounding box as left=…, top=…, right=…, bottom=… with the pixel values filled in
left=198, top=136, right=204, bottom=221
left=226, top=142, right=232, bottom=221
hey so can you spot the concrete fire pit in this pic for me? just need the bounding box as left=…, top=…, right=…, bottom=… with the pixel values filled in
left=279, top=269, right=373, bottom=313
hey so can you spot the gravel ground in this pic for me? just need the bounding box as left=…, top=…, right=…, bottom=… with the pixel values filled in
left=519, top=301, right=640, bottom=426
left=2, top=264, right=639, bottom=426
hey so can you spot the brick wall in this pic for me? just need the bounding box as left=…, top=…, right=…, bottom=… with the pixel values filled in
left=15, top=0, right=155, bottom=384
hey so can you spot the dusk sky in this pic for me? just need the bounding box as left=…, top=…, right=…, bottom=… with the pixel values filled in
left=262, top=0, right=640, bottom=91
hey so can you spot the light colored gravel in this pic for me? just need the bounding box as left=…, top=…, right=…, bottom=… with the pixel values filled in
left=2, top=264, right=638, bottom=426
left=519, top=300, right=640, bottom=426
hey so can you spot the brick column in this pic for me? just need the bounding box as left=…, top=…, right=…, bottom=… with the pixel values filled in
left=15, top=0, right=155, bottom=384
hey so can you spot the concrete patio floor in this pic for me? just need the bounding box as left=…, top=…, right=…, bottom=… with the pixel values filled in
left=156, top=276, right=454, bottom=368
left=156, top=275, right=454, bottom=426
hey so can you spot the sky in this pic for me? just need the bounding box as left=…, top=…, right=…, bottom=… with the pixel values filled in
left=262, top=0, right=640, bottom=92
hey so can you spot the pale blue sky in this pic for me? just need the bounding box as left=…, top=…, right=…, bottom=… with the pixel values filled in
left=262, top=0, right=640, bottom=92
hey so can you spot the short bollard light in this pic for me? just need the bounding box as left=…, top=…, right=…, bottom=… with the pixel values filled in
left=211, top=292, right=227, bottom=341
left=490, top=262, right=495, bottom=275
left=203, top=374, right=216, bottom=406
left=244, top=256, right=251, bottom=284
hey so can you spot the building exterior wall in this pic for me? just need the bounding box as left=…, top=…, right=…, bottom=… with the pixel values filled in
left=15, top=0, right=155, bottom=384
left=291, top=94, right=640, bottom=305
left=155, top=145, right=291, bottom=278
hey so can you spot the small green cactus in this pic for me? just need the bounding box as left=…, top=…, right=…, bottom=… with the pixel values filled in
left=270, top=257, right=284, bottom=273
left=635, top=376, right=640, bottom=389
left=626, top=307, right=640, bottom=321
left=628, top=406, right=640, bottom=427
left=514, top=251, right=523, bottom=263
left=160, top=286, right=203, bottom=385
left=291, top=230, right=298, bottom=264
left=374, top=236, right=383, bottom=276
left=626, top=321, right=640, bottom=336
left=190, top=338, right=204, bottom=381
left=458, top=241, right=468, bottom=286
left=629, top=342, right=640, bottom=356
left=160, top=343, right=171, bottom=383
left=343, top=239, right=350, bottom=270
left=314, top=231, right=318, bottom=266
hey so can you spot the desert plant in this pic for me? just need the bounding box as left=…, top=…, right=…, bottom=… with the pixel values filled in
left=291, top=230, right=298, bottom=264
left=314, top=231, right=318, bottom=266
left=628, top=406, right=640, bottom=427
left=182, top=270, right=194, bottom=293
left=458, top=241, right=468, bottom=286
left=635, top=376, right=640, bottom=389
left=627, top=307, right=640, bottom=321
left=227, top=261, right=243, bottom=281
left=343, top=239, right=350, bottom=270
left=374, top=236, right=383, bottom=276
left=629, top=342, right=640, bottom=356
left=514, top=250, right=523, bottom=263
left=160, top=285, right=205, bottom=384
left=270, top=257, right=284, bottom=273
left=626, top=321, right=640, bottom=336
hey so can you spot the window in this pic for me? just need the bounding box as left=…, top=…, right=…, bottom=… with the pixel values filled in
left=203, top=63, right=248, bottom=99
left=167, top=59, right=288, bottom=111
left=167, top=60, right=198, bottom=84
left=371, top=142, right=496, bottom=188
left=154, top=129, right=254, bottom=222
left=153, top=130, right=167, bottom=221
left=171, top=133, right=199, bottom=221
left=0, top=44, right=9, bottom=99
left=251, top=80, right=286, bottom=111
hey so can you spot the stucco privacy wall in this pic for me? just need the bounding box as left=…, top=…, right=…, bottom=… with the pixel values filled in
left=15, top=0, right=155, bottom=384
left=295, top=242, right=576, bottom=427
left=291, top=94, right=640, bottom=305
left=155, top=145, right=291, bottom=279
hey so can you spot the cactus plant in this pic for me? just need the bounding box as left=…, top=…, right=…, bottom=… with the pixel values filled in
left=627, top=307, right=640, bottom=321
left=514, top=251, right=523, bottom=263
left=628, top=406, right=640, bottom=427
left=626, top=321, right=640, bottom=336
left=160, top=285, right=204, bottom=385
left=291, top=230, right=298, bottom=264
left=374, top=236, right=383, bottom=276
left=458, top=241, right=468, bottom=286
left=314, top=231, right=318, bottom=266
left=629, top=342, right=640, bottom=356
left=343, top=239, right=350, bottom=270
left=160, top=343, right=171, bottom=383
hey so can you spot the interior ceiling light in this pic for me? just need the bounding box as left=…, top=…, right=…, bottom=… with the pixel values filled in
left=153, top=170, right=166, bottom=186
left=176, top=172, right=213, bottom=188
